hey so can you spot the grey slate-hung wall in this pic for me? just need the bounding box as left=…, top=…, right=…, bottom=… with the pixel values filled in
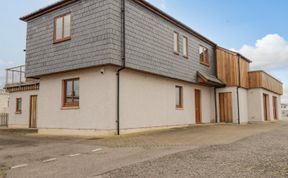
left=25, top=0, right=216, bottom=84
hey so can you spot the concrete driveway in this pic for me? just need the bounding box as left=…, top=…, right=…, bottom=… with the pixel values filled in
left=1, top=121, right=288, bottom=178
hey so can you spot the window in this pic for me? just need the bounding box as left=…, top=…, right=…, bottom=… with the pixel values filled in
left=63, top=78, right=79, bottom=107
left=174, top=32, right=179, bottom=54
left=183, top=36, right=188, bottom=57
left=54, top=13, right=71, bottom=43
left=199, top=46, right=209, bottom=66
left=16, top=98, right=22, bottom=114
left=176, top=86, right=183, bottom=108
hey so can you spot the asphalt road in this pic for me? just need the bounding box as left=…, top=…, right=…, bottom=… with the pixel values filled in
left=1, top=121, right=288, bottom=178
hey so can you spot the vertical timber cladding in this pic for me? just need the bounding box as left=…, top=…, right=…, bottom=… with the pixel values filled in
left=216, top=48, right=250, bottom=88
left=263, top=94, right=269, bottom=121
left=219, top=92, right=233, bottom=123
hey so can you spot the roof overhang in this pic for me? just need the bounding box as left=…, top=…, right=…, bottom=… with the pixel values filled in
left=197, top=72, right=225, bottom=87
left=20, top=0, right=79, bottom=22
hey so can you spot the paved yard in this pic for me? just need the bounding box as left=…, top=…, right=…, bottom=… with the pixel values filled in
left=1, top=121, right=288, bottom=178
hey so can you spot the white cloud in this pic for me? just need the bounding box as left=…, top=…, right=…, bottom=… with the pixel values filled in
left=238, top=34, right=288, bottom=70
left=147, top=0, right=167, bottom=10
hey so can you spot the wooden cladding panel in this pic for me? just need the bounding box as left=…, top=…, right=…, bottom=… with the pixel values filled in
left=239, top=57, right=249, bottom=88
left=216, top=48, right=249, bottom=88
left=216, top=49, right=239, bottom=86
left=249, top=71, right=283, bottom=95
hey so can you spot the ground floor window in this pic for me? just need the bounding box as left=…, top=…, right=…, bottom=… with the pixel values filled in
left=16, top=98, right=22, bottom=114
left=63, top=78, right=79, bottom=107
left=176, top=86, right=183, bottom=109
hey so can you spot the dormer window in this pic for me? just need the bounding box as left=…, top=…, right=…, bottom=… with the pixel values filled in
left=54, top=13, right=71, bottom=43
left=199, top=45, right=209, bottom=66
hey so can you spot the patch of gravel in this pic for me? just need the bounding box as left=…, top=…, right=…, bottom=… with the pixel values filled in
left=101, top=128, right=288, bottom=178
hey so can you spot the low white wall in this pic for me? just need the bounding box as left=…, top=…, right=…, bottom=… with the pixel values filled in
left=248, top=88, right=281, bottom=122
left=8, top=90, right=39, bottom=128
left=120, top=69, right=216, bottom=129
left=216, top=87, right=249, bottom=124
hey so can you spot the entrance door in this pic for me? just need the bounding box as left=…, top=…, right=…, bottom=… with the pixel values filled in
left=273, top=96, right=278, bottom=120
left=29, top=95, right=37, bottom=128
left=263, top=94, right=269, bottom=121
left=219, top=92, right=233, bottom=123
left=195, top=89, right=201, bottom=124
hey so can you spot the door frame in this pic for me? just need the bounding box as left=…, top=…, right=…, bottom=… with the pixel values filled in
left=273, top=96, right=278, bottom=120
left=29, top=95, right=38, bottom=128
left=263, top=93, right=269, bottom=121
left=195, top=89, right=202, bottom=124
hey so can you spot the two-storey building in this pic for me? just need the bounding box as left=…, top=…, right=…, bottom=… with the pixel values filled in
left=5, top=0, right=283, bottom=136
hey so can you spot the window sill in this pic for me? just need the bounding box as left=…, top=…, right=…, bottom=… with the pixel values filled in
left=200, top=62, right=210, bottom=67
left=61, top=106, right=80, bottom=110
left=174, top=52, right=180, bottom=55
left=183, top=55, right=189, bottom=59
left=53, top=37, right=71, bottom=44
left=15, top=112, right=22, bottom=114
left=176, top=107, right=184, bottom=110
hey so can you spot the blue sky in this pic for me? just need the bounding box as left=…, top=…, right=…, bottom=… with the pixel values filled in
left=1, top=0, right=288, bottom=101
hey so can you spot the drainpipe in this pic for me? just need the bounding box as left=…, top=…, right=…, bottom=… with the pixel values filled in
left=237, top=54, right=241, bottom=125
left=116, top=0, right=126, bottom=135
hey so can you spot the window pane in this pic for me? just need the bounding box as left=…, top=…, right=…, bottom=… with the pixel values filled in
left=174, top=32, right=179, bottom=52
left=64, top=14, right=71, bottom=38
left=55, top=17, right=63, bottom=40
left=66, top=80, right=73, bottom=98
left=74, top=79, right=79, bottom=99
left=183, top=37, right=187, bottom=56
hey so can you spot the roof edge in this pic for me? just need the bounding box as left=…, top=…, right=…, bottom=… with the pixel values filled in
left=132, top=0, right=217, bottom=46
left=20, top=0, right=79, bottom=22
left=217, top=46, right=252, bottom=63
left=249, top=70, right=283, bottom=84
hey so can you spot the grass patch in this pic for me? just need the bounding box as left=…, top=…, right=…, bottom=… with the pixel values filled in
left=0, top=170, right=6, bottom=178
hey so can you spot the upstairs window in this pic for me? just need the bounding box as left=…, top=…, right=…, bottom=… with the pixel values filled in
left=174, top=32, right=179, bottom=54
left=176, top=86, right=183, bottom=109
left=63, top=78, right=79, bottom=107
left=16, top=98, right=22, bottom=114
left=199, top=46, right=209, bottom=66
left=54, top=13, right=71, bottom=43
left=183, top=36, right=188, bottom=57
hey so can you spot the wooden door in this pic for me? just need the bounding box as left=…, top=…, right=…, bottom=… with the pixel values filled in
left=263, top=94, right=269, bottom=121
left=195, top=89, right=201, bottom=124
left=30, top=95, right=37, bottom=128
left=273, top=96, right=278, bottom=120
left=219, top=92, right=233, bottom=123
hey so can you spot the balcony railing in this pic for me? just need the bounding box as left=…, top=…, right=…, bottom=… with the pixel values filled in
left=6, top=65, right=26, bottom=85
left=5, top=65, right=38, bottom=87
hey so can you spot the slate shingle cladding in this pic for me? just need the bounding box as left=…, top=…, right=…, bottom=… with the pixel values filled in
left=25, top=0, right=216, bottom=83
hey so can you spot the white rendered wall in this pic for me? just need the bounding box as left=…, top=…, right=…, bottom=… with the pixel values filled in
left=216, top=87, right=249, bottom=124
left=0, top=93, right=9, bottom=113
left=37, top=66, right=118, bottom=131
left=37, top=66, right=216, bottom=133
left=248, top=88, right=281, bottom=122
left=8, top=90, right=39, bottom=128
left=120, top=69, right=215, bottom=129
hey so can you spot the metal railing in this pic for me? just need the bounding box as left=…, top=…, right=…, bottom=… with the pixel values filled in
left=6, top=65, right=26, bottom=85
left=0, top=113, right=8, bottom=127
